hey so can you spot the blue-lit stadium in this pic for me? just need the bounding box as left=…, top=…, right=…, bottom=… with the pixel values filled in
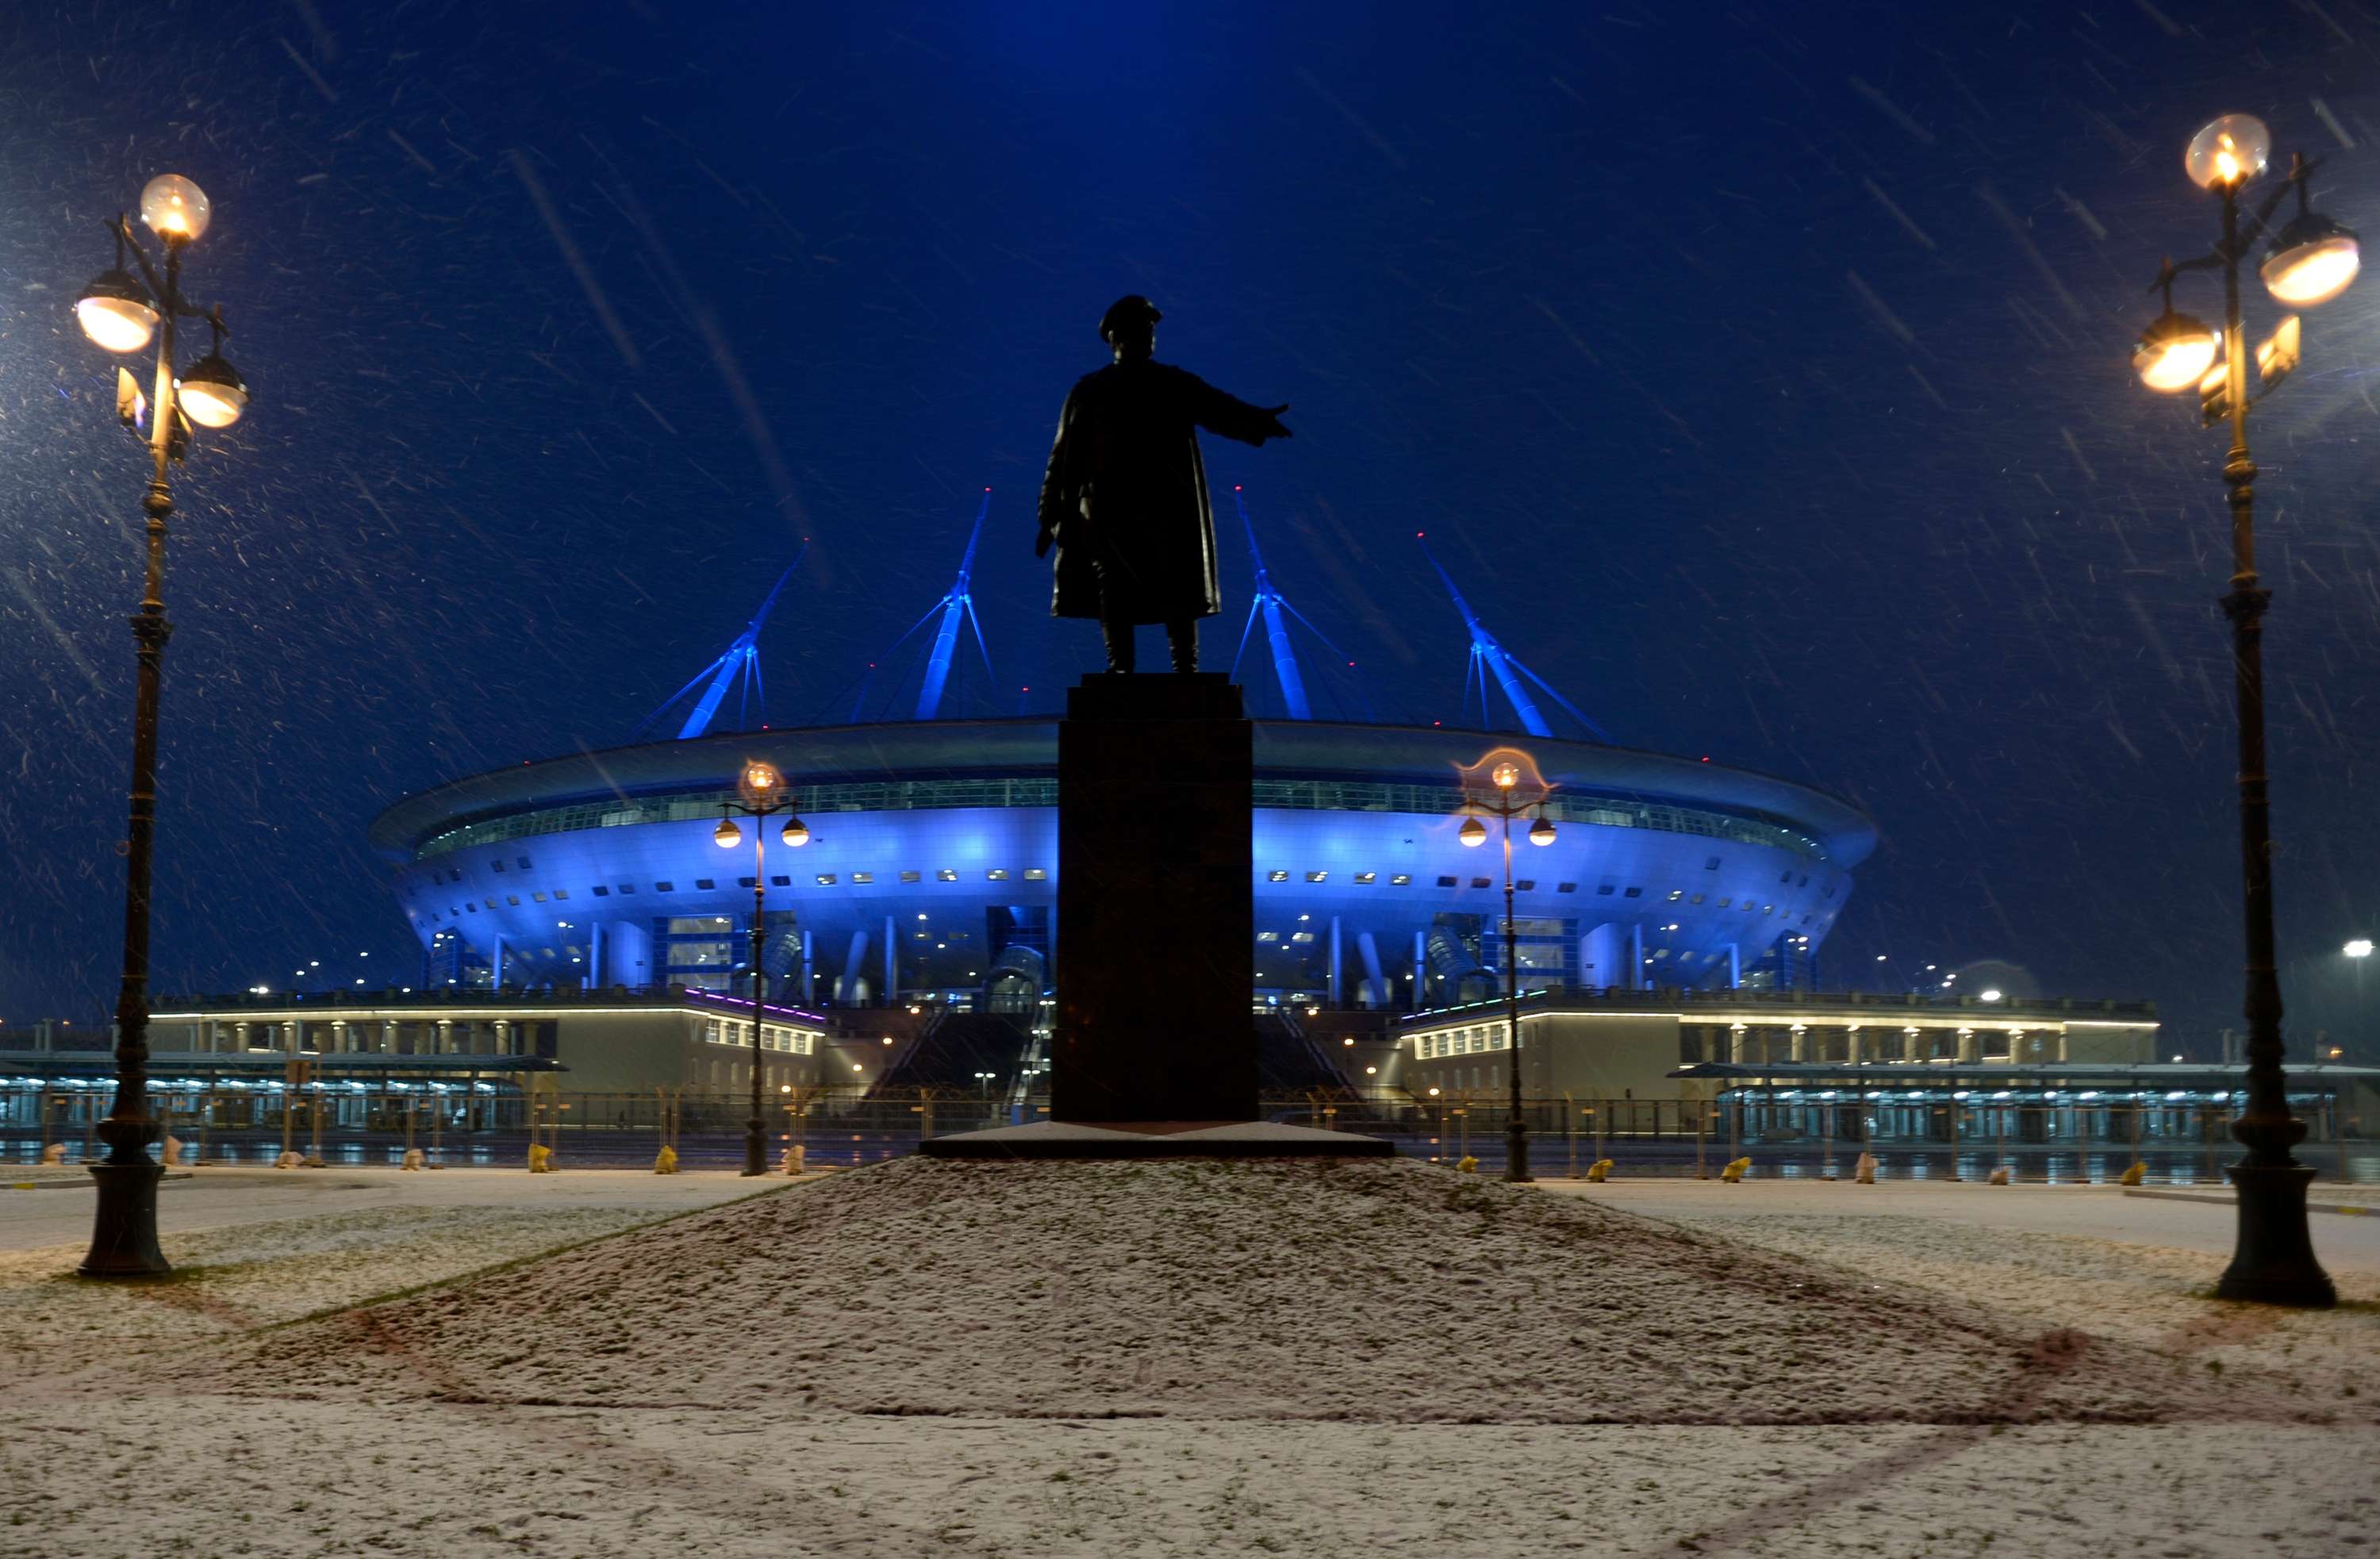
left=369, top=497, right=1878, bottom=1013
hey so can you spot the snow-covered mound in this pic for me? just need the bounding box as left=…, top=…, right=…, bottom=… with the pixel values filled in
left=213, top=1158, right=2290, bottom=1425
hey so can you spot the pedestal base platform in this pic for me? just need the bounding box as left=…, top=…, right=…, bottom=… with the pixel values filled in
left=917, top=1119, right=1394, bottom=1160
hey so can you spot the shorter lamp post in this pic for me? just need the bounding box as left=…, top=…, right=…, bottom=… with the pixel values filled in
left=714, top=762, right=809, bottom=1177
left=1458, top=758, right=1556, bottom=1183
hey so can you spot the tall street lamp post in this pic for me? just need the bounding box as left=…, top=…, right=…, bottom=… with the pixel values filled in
left=71, top=175, right=249, bottom=1280
left=2132, top=113, right=2361, bottom=1307
left=1458, top=758, right=1556, bottom=1184
left=715, top=762, right=811, bottom=1177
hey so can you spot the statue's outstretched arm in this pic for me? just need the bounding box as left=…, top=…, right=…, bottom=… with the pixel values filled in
left=1184, top=370, right=1292, bottom=447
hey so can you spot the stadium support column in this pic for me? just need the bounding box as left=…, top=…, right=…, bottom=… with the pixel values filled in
left=884, top=915, right=896, bottom=1007
left=587, top=922, right=604, bottom=989
left=1412, top=931, right=1426, bottom=1012
left=1630, top=924, right=1645, bottom=990
left=1728, top=943, right=1741, bottom=989
left=491, top=935, right=505, bottom=991
left=1329, top=917, right=1342, bottom=1007
left=1052, top=674, right=1253, bottom=1123
left=800, top=930, right=814, bottom=1006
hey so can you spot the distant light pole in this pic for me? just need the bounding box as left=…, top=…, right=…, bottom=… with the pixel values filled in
left=71, top=175, right=249, bottom=1281
left=2344, top=939, right=2373, bottom=1066
left=714, top=762, right=810, bottom=1176
left=1458, top=758, right=1556, bottom=1183
left=2132, top=113, right=2360, bottom=1307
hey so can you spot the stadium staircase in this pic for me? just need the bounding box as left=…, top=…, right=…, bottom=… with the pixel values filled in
left=1255, top=1010, right=1362, bottom=1095
left=869, top=1010, right=1034, bottom=1096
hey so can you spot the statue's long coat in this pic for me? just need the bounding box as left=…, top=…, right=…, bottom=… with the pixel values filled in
left=1036, top=359, right=1280, bottom=624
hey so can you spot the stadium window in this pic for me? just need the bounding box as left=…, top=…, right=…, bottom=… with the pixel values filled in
left=1389, top=874, right=1411, bottom=886
left=1763, top=904, right=1773, bottom=914
left=619, top=884, right=636, bottom=894
left=937, top=870, right=958, bottom=882
left=450, top=868, right=463, bottom=881
left=1353, top=872, right=1376, bottom=885
left=553, top=889, right=569, bottom=900
left=900, top=871, right=921, bottom=883
left=737, top=877, right=757, bottom=889
left=1690, top=893, right=1704, bottom=904
left=491, top=859, right=506, bottom=873
left=1514, top=880, right=1535, bottom=892
left=1704, top=856, right=1721, bottom=870
left=466, top=904, right=478, bottom=913
left=816, top=874, right=838, bottom=885
left=655, top=881, right=675, bottom=892
left=517, top=857, right=532, bottom=870
left=1556, top=882, right=1576, bottom=893
left=1305, top=871, right=1327, bottom=883
left=1023, top=868, right=1048, bottom=881
left=506, top=895, right=520, bottom=907
left=1267, top=870, right=1289, bottom=882
left=592, top=886, right=609, bottom=897
left=1623, top=886, right=1642, bottom=897
left=1718, top=897, right=1731, bottom=908
left=772, top=875, right=793, bottom=887
left=1470, top=877, right=1491, bottom=889
left=691, top=878, right=713, bottom=890
left=987, top=870, right=1010, bottom=881
left=1291, top=931, right=1315, bottom=943
left=1798, top=874, right=1809, bottom=887
left=1779, top=871, right=1792, bottom=885
left=1437, top=876, right=1458, bottom=888
left=532, top=892, right=548, bottom=903
left=848, top=873, right=870, bottom=885
left=484, top=899, right=497, bottom=909
left=1257, top=931, right=1280, bottom=943
left=1668, top=889, right=1683, bottom=901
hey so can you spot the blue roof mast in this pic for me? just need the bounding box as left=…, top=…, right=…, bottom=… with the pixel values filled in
left=637, top=543, right=807, bottom=740
left=1230, top=486, right=1313, bottom=720
left=906, top=489, right=996, bottom=721
left=1416, top=532, right=1608, bottom=741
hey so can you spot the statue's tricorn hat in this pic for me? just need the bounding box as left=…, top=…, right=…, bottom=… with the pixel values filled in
left=1099, top=294, right=1161, bottom=344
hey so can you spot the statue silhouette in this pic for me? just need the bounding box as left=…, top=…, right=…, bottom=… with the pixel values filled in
left=1035, top=296, right=1291, bottom=673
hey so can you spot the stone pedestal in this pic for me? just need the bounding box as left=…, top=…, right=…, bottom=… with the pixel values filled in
left=1052, top=673, right=1256, bottom=1124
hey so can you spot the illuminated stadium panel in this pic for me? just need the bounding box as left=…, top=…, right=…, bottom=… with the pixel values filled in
left=370, top=719, right=1876, bottom=1008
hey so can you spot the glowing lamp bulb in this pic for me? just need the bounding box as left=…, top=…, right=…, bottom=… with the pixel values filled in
left=744, top=763, right=777, bottom=791
left=713, top=818, right=741, bottom=848
left=75, top=271, right=158, bottom=353
left=1491, top=762, right=1520, bottom=789
left=781, top=817, right=810, bottom=847
left=175, top=354, right=247, bottom=428
left=2184, top=116, right=2270, bottom=189
left=2262, top=215, right=2360, bottom=307
left=2133, top=311, right=2217, bottom=392
left=139, top=175, right=212, bottom=240
left=1458, top=816, right=1488, bottom=848
left=1528, top=816, right=1557, bottom=847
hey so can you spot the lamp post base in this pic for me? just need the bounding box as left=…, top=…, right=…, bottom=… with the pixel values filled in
left=1502, top=1119, right=1534, bottom=1184
left=2215, top=1162, right=2336, bottom=1307
left=742, top=1123, right=768, bottom=1177
left=79, top=1161, right=170, bottom=1279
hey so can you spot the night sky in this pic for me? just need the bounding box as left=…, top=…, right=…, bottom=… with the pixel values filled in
left=3, top=1, right=2378, bottom=1052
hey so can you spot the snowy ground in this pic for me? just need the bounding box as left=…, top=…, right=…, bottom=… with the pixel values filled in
left=5, top=1162, right=2375, bottom=1557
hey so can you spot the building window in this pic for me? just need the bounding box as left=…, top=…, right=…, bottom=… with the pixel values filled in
left=619, top=884, right=636, bottom=894
left=1557, top=882, right=1576, bottom=893
left=1622, top=887, right=1642, bottom=898
left=987, top=869, right=1010, bottom=881
left=937, top=870, right=958, bottom=882
left=695, top=878, right=716, bottom=890
left=1667, top=889, right=1683, bottom=901
left=817, top=874, right=838, bottom=886
left=656, top=881, right=675, bottom=892
left=1718, top=897, right=1731, bottom=908
left=532, top=891, right=548, bottom=903
left=1267, top=870, right=1289, bottom=882
left=1023, top=868, right=1047, bottom=881
left=553, top=888, right=570, bottom=900
left=1390, top=874, right=1411, bottom=886
left=1596, top=885, right=1615, bottom=896
left=1257, top=931, right=1280, bottom=943
left=1437, top=876, right=1458, bottom=888
left=737, top=877, right=757, bottom=888
left=1705, top=857, right=1721, bottom=870
left=900, top=870, right=922, bottom=883
left=1514, top=879, right=1535, bottom=892
left=1690, top=893, right=1704, bottom=904
left=772, top=875, right=793, bottom=886
left=506, top=895, right=520, bottom=907
left=491, top=859, right=506, bottom=873
left=1291, top=931, right=1315, bottom=943
left=1355, top=873, right=1376, bottom=885
left=593, top=886, right=610, bottom=897
left=1470, top=877, right=1491, bottom=889
left=466, top=903, right=478, bottom=913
